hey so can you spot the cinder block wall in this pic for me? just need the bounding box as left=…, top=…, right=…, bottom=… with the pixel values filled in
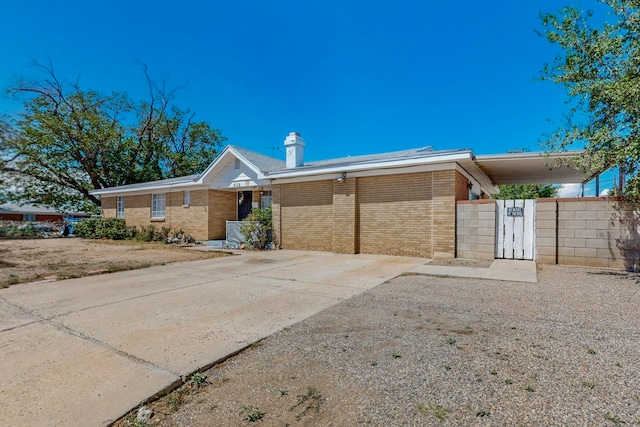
left=537, top=198, right=640, bottom=270
left=456, top=200, right=496, bottom=260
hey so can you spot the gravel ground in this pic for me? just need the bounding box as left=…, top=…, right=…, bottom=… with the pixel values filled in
left=117, top=264, right=640, bottom=427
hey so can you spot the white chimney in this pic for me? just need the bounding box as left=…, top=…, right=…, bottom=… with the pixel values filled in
left=284, top=131, right=305, bottom=168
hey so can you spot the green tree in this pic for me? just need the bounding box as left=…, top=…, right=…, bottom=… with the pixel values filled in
left=540, top=1, right=640, bottom=199
left=495, top=184, right=557, bottom=199
left=1, top=63, right=225, bottom=212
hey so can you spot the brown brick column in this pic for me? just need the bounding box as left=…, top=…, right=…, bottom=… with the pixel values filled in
left=332, top=177, right=358, bottom=254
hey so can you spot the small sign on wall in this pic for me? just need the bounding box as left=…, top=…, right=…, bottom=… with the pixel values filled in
left=507, top=207, right=524, bottom=217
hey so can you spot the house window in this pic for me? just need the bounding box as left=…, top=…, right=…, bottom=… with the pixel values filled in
left=116, top=196, right=125, bottom=218
left=23, top=213, right=36, bottom=222
left=183, top=190, right=190, bottom=206
left=234, top=158, right=240, bottom=169
left=261, top=190, right=272, bottom=209
left=151, top=193, right=166, bottom=218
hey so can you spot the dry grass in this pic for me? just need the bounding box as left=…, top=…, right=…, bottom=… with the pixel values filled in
left=0, top=238, right=229, bottom=287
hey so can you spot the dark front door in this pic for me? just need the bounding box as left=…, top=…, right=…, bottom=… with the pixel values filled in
left=238, top=191, right=253, bottom=220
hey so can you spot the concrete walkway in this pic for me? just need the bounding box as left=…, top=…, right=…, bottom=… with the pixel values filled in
left=0, top=250, right=428, bottom=427
left=410, top=259, right=538, bottom=283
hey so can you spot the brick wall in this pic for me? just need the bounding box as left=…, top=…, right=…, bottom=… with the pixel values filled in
left=121, top=194, right=151, bottom=230
left=455, top=171, right=470, bottom=201
left=332, top=177, right=358, bottom=254
left=278, top=180, right=334, bottom=251
left=102, top=197, right=116, bottom=218
left=208, top=190, right=237, bottom=240
left=456, top=200, right=496, bottom=260
left=165, top=190, right=209, bottom=240
left=358, top=172, right=433, bottom=257
left=537, top=198, right=640, bottom=270
left=431, top=170, right=457, bottom=258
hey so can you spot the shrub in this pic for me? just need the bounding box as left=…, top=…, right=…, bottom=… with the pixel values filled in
left=74, top=218, right=136, bottom=240
left=240, top=207, right=272, bottom=249
left=135, top=224, right=171, bottom=242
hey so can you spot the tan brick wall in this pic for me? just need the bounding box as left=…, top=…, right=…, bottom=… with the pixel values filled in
left=276, top=180, right=334, bottom=252
left=164, top=190, right=209, bottom=240
left=455, top=171, right=470, bottom=201
left=101, top=196, right=117, bottom=218
left=431, top=170, right=457, bottom=258
left=537, top=198, right=640, bottom=269
left=332, top=177, right=358, bottom=254
left=208, top=190, right=237, bottom=240
left=272, top=186, right=282, bottom=248
left=358, top=172, right=433, bottom=258
left=122, top=194, right=152, bottom=230
left=456, top=200, right=496, bottom=260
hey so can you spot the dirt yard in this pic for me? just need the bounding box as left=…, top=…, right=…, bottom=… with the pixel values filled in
left=0, top=238, right=228, bottom=287
left=115, top=265, right=640, bottom=427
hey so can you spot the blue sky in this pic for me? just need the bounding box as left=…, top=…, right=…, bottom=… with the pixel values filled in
left=0, top=0, right=614, bottom=191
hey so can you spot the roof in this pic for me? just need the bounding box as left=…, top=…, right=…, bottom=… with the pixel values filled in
left=230, top=146, right=285, bottom=172
left=94, top=175, right=200, bottom=193
left=475, top=151, right=593, bottom=185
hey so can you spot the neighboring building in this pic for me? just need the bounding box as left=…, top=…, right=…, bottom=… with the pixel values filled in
left=92, top=132, right=592, bottom=260
left=0, top=204, right=90, bottom=222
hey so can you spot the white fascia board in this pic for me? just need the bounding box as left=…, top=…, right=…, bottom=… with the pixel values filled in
left=269, top=163, right=457, bottom=185
left=197, top=146, right=262, bottom=184
left=91, top=182, right=208, bottom=197
left=264, top=151, right=473, bottom=181
left=455, top=162, right=499, bottom=195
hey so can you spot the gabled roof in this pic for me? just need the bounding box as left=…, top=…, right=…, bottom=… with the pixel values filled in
left=0, top=203, right=88, bottom=216
left=230, top=146, right=285, bottom=172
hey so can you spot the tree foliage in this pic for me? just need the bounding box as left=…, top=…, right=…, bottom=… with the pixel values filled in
left=240, top=207, right=272, bottom=249
left=540, top=1, right=640, bottom=199
left=496, top=184, right=557, bottom=199
left=0, top=62, right=225, bottom=212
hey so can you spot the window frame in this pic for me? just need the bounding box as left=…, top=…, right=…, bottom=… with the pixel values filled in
left=116, top=196, right=125, bottom=218
left=151, top=193, right=166, bottom=219
left=260, top=190, right=272, bottom=210
left=183, top=190, right=190, bottom=207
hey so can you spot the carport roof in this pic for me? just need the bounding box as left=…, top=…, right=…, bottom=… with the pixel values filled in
left=475, top=151, right=595, bottom=185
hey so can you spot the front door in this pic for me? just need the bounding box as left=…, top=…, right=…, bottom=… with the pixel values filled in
left=496, top=199, right=536, bottom=260
left=237, top=191, right=253, bottom=220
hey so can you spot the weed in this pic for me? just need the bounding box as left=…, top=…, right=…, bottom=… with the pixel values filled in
left=582, top=381, right=595, bottom=389
left=240, top=406, right=265, bottom=422
left=280, top=389, right=289, bottom=396
left=476, top=409, right=491, bottom=417
left=221, top=377, right=230, bottom=384
left=250, top=341, right=262, bottom=348
left=210, top=404, right=218, bottom=411
left=417, top=403, right=447, bottom=421
left=391, top=352, right=402, bottom=358
left=371, top=361, right=379, bottom=366
left=525, top=385, right=535, bottom=392
left=604, top=413, right=626, bottom=425
left=128, top=418, right=149, bottom=427
left=490, top=369, right=498, bottom=375
left=615, top=362, right=622, bottom=367
left=163, top=395, right=183, bottom=412
left=505, top=378, right=513, bottom=385
left=444, top=365, right=452, bottom=371
left=587, top=348, right=596, bottom=355
left=190, top=372, right=208, bottom=388
left=446, top=337, right=457, bottom=345
left=289, top=387, right=324, bottom=421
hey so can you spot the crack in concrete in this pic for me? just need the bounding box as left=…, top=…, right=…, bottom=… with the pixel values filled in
left=0, top=295, right=180, bottom=378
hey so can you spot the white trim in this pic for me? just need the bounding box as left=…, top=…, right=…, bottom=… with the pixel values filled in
left=268, top=163, right=458, bottom=185
left=92, top=183, right=208, bottom=197
left=264, top=151, right=473, bottom=180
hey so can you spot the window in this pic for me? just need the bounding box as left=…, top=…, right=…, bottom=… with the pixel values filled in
left=116, top=196, right=125, bottom=218
left=261, top=190, right=272, bottom=209
left=234, top=158, right=240, bottom=169
left=183, top=190, right=190, bottom=206
left=151, top=193, right=166, bottom=218
left=23, top=213, right=36, bottom=222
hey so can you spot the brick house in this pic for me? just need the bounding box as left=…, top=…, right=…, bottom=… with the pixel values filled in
left=0, top=204, right=90, bottom=222
left=93, top=132, right=592, bottom=259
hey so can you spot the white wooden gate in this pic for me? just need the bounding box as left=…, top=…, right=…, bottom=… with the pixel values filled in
left=496, top=199, right=536, bottom=260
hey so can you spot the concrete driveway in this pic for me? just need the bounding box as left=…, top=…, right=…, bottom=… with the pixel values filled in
left=0, top=250, right=427, bottom=426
